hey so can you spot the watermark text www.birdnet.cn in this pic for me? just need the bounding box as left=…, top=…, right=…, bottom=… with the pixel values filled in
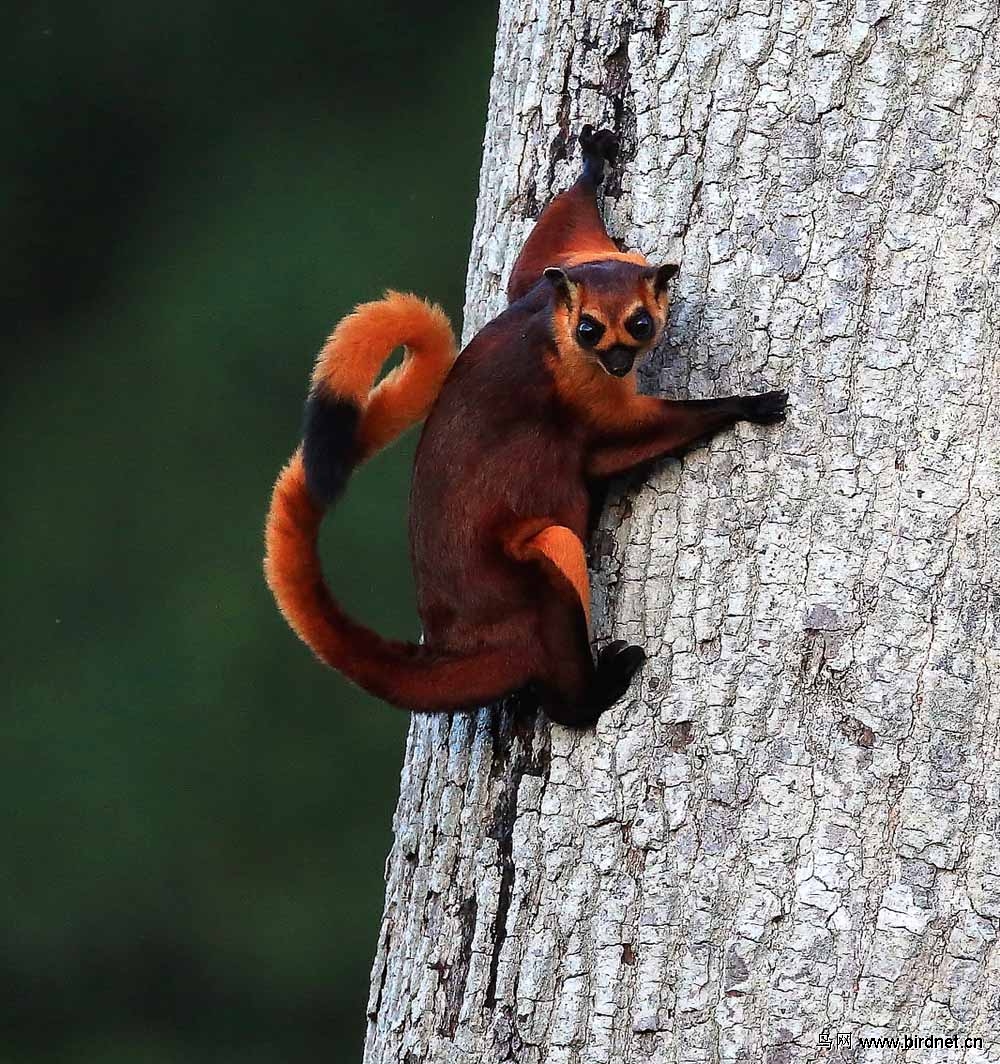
left=818, top=1030, right=986, bottom=1052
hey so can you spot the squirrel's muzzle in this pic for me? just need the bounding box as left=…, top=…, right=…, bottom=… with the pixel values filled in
left=600, top=344, right=637, bottom=377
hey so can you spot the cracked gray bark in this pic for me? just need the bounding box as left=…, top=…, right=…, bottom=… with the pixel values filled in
left=363, top=0, right=1000, bottom=1060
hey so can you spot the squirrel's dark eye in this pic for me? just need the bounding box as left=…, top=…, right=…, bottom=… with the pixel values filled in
left=627, top=311, right=654, bottom=342
left=576, top=315, right=604, bottom=347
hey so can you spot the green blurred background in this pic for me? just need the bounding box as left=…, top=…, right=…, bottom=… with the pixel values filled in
left=4, top=4, right=496, bottom=1061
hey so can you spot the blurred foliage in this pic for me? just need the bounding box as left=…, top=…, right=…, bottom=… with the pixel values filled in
left=3, top=2, right=496, bottom=1060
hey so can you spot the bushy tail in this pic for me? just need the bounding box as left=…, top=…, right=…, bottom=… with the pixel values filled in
left=264, top=293, right=527, bottom=711
left=308, top=290, right=457, bottom=466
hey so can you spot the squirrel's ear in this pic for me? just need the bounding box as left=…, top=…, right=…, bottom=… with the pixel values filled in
left=544, top=266, right=578, bottom=307
left=650, top=263, right=680, bottom=297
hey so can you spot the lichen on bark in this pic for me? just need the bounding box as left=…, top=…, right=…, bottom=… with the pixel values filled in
left=364, top=0, right=1000, bottom=1060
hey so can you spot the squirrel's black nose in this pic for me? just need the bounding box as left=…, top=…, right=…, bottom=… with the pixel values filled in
left=601, top=345, right=636, bottom=377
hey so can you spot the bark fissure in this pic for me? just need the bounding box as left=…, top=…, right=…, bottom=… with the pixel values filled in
left=440, top=894, right=478, bottom=1038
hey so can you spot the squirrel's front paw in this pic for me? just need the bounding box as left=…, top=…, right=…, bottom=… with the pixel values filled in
left=741, top=390, right=789, bottom=425
left=579, top=124, right=620, bottom=165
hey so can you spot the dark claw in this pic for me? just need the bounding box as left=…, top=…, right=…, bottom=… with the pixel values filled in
left=579, top=125, right=620, bottom=184
left=579, top=125, right=619, bottom=163
left=741, top=389, right=789, bottom=425
left=595, top=641, right=646, bottom=708
left=547, top=642, right=646, bottom=729
left=597, top=639, right=630, bottom=666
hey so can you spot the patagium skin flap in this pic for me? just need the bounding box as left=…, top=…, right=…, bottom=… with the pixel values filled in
left=264, top=124, right=788, bottom=728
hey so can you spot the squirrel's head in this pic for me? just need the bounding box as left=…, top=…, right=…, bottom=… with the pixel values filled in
left=544, top=260, right=678, bottom=378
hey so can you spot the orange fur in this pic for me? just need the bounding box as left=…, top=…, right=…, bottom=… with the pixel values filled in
left=526, top=526, right=591, bottom=629
left=545, top=343, right=639, bottom=432
left=545, top=277, right=669, bottom=436
left=310, top=291, right=457, bottom=460
left=504, top=519, right=592, bottom=629
left=264, top=449, right=537, bottom=709
left=507, top=174, right=638, bottom=301
left=560, top=249, right=649, bottom=271
left=264, top=449, right=342, bottom=663
left=553, top=356, right=679, bottom=441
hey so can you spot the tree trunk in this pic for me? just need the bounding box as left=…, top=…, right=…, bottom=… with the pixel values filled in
left=364, top=1, right=1000, bottom=1060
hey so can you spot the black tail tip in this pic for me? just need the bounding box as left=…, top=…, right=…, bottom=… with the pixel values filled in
left=302, top=391, right=361, bottom=505
left=579, top=125, right=619, bottom=184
